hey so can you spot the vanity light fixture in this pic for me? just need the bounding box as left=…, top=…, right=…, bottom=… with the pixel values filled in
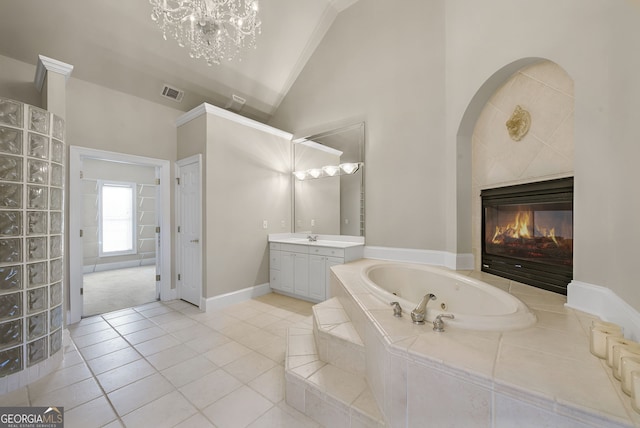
left=293, top=163, right=363, bottom=180
left=308, top=168, right=323, bottom=179
left=322, top=165, right=341, bottom=176
left=340, top=162, right=361, bottom=174
left=293, top=171, right=307, bottom=180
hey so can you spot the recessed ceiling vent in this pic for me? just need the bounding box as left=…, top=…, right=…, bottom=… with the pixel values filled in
left=225, top=94, right=246, bottom=112
left=161, top=84, right=184, bottom=102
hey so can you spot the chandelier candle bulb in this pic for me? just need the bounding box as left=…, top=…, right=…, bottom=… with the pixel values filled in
left=612, top=342, right=640, bottom=380
left=590, top=324, right=623, bottom=358
left=621, top=356, right=640, bottom=396
left=607, top=336, right=634, bottom=367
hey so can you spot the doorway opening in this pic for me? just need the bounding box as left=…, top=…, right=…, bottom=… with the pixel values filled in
left=81, top=164, right=158, bottom=316
left=69, top=147, right=172, bottom=324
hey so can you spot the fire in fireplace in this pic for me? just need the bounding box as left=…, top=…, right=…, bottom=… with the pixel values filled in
left=481, top=177, right=573, bottom=294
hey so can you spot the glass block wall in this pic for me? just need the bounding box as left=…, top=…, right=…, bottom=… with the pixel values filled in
left=0, top=97, right=65, bottom=384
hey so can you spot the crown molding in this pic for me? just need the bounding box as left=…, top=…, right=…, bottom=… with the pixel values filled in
left=176, top=102, right=293, bottom=140
left=34, top=55, right=74, bottom=92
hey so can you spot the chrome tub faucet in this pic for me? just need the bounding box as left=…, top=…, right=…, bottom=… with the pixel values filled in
left=411, top=293, right=436, bottom=324
left=433, top=314, right=455, bottom=332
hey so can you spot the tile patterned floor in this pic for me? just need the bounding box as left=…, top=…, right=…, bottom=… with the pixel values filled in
left=0, top=294, right=322, bottom=428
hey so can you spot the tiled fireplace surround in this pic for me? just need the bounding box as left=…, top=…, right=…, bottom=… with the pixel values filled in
left=470, top=60, right=574, bottom=273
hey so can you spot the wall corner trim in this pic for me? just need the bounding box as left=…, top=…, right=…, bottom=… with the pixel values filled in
left=202, top=283, right=271, bottom=312
left=567, top=280, right=640, bottom=341
left=176, top=102, right=293, bottom=140
left=34, top=55, right=74, bottom=92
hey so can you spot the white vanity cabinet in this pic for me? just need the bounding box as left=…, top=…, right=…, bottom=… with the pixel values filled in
left=269, top=239, right=363, bottom=302
left=308, top=254, right=343, bottom=301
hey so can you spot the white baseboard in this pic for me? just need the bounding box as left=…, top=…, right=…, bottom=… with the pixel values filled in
left=83, top=258, right=156, bottom=274
left=363, top=246, right=474, bottom=271
left=202, top=283, right=271, bottom=312
left=140, top=258, right=156, bottom=267
left=567, top=280, right=640, bottom=341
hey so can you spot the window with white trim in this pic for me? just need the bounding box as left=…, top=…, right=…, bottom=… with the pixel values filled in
left=98, top=180, right=137, bottom=257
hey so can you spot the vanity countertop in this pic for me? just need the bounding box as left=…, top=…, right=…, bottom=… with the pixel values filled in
left=268, top=234, right=364, bottom=249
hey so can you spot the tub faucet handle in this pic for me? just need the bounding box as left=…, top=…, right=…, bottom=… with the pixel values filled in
left=390, top=301, right=403, bottom=317
left=433, top=314, right=455, bottom=332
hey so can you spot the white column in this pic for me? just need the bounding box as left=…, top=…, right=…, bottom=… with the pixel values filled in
left=34, top=55, right=74, bottom=119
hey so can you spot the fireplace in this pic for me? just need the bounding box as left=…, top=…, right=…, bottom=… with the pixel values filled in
left=481, top=177, right=573, bottom=295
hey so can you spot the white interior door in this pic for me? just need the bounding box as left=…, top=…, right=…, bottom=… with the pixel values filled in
left=176, top=155, right=202, bottom=306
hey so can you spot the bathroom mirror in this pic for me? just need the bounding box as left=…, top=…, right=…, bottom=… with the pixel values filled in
left=293, top=122, right=364, bottom=236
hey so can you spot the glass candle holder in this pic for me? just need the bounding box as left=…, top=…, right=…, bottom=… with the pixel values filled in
left=621, top=356, right=640, bottom=396
left=590, top=323, right=623, bottom=359
left=606, top=336, right=633, bottom=367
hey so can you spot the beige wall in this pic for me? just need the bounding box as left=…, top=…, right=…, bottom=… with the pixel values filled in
left=66, top=78, right=180, bottom=161
left=0, top=55, right=40, bottom=107
left=204, top=114, right=291, bottom=297
left=178, top=111, right=291, bottom=299
left=471, top=61, right=574, bottom=269
left=270, top=0, right=640, bottom=311
left=270, top=0, right=447, bottom=250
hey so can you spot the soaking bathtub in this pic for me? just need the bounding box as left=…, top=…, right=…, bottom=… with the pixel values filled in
left=327, top=259, right=632, bottom=428
left=361, top=262, right=537, bottom=331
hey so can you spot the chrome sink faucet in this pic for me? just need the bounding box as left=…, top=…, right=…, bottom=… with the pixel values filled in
left=307, top=235, right=318, bottom=242
left=411, top=293, right=436, bottom=324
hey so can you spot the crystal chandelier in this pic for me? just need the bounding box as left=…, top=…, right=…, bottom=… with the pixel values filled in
left=149, top=0, right=261, bottom=65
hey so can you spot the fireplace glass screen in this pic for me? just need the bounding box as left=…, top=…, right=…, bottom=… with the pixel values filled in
left=484, top=202, right=573, bottom=266
left=481, top=177, right=573, bottom=294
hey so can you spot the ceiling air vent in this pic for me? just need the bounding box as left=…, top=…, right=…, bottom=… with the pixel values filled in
left=161, top=84, right=184, bottom=102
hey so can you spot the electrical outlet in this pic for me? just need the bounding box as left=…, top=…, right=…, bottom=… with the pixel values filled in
left=281, top=220, right=286, bottom=228
left=311, top=219, right=315, bottom=226
left=262, top=220, right=268, bottom=229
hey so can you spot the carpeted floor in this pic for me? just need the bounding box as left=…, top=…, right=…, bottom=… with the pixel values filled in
left=83, top=265, right=158, bottom=317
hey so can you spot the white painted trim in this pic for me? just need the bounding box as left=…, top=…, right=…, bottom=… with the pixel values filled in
left=69, top=146, right=172, bottom=324
left=83, top=258, right=157, bottom=274
left=140, top=258, right=156, bottom=267
left=363, top=246, right=474, bottom=271
left=567, top=280, right=640, bottom=341
left=294, top=139, right=344, bottom=157
left=34, top=55, right=74, bottom=91
left=202, top=283, right=271, bottom=312
left=176, top=103, right=293, bottom=140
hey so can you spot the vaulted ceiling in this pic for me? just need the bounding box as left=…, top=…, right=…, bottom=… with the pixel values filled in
left=0, top=0, right=358, bottom=122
